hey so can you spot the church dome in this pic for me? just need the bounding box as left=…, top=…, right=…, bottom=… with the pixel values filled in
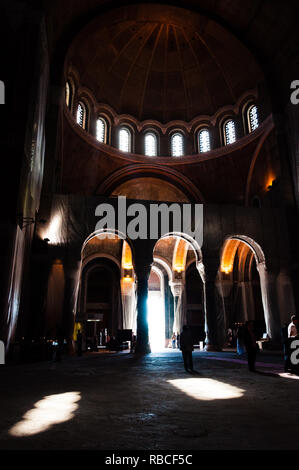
left=66, top=4, right=264, bottom=123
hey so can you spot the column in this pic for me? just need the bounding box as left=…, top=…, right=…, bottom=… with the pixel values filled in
left=63, top=256, right=82, bottom=353
left=257, top=262, right=282, bottom=344
left=169, top=281, right=185, bottom=333
left=199, top=260, right=222, bottom=351
left=134, top=245, right=153, bottom=354
left=276, top=268, right=297, bottom=325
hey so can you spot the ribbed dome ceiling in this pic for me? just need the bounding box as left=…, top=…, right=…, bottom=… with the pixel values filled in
left=67, top=4, right=263, bottom=123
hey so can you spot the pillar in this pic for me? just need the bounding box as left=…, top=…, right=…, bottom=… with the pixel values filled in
left=133, top=245, right=153, bottom=354
left=276, top=268, right=296, bottom=325
left=63, top=256, right=82, bottom=353
left=169, top=281, right=185, bottom=333
left=257, top=262, right=282, bottom=344
left=199, top=260, right=222, bottom=351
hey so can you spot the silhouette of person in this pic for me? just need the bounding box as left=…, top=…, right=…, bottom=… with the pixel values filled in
left=243, top=321, right=259, bottom=372
left=179, top=325, right=194, bottom=372
left=281, top=323, right=291, bottom=372
left=288, top=315, right=298, bottom=338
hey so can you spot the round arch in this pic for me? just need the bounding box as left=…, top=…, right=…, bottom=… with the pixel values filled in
left=81, top=228, right=134, bottom=260
left=95, top=164, right=205, bottom=202
left=158, top=232, right=203, bottom=267
left=222, top=234, right=266, bottom=267
left=218, top=234, right=282, bottom=342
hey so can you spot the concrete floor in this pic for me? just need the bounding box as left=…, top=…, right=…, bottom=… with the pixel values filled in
left=0, top=349, right=299, bottom=450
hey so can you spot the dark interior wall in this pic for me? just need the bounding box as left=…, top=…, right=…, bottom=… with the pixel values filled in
left=0, top=1, right=49, bottom=348
left=59, top=111, right=277, bottom=206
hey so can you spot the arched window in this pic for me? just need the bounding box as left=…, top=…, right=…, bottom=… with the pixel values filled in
left=224, top=120, right=236, bottom=145
left=76, top=101, right=87, bottom=129
left=144, top=132, right=157, bottom=156
left=198, top=128, right=211, bottom=153
left=119, top=127, right=131, bottom=152
left=96, top=117, right=107, bottom=143
left=248, top=105, right=259, bottom=133
left=171, top=132, right=184, bottom=157
left=65, top=82, right=70, bottom=107
left=65, top=81, right=73, bottom=111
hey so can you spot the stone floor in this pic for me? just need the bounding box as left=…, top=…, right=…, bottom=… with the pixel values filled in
left=0, top=349, right=299, bottom=450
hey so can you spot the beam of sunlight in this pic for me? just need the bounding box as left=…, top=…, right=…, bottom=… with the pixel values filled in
left=9, top=392, right=81, bottom=437
left=168, top=378, right=244, bottom=401
left=148, top=292, right=165, bottom=352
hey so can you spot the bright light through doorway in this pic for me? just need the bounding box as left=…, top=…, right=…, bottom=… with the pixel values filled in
left=148, top=291, right=165, bottom=352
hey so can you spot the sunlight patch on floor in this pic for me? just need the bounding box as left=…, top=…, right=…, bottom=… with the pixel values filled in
left=168, top=378, right=244, bottom=401
left=9, top=392, right=81, bottom=437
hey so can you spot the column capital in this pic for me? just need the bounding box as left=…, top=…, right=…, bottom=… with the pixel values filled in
left=169, top=280, right=184, bottom=298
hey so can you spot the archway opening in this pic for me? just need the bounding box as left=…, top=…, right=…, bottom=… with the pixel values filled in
left=220, top=237, right=266, bottom=347
left=151, top=234, right=203, bottom=351
left=148, top=268, right=166, bottom=352
left=75, top=231, right=134, bottom=353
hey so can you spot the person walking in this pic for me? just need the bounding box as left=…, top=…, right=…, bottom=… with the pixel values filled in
left=243, top=321, right=259, bottom=372
left=171, top=332, right=177, bottom=349
left=179, top=325, right=194, bottom=372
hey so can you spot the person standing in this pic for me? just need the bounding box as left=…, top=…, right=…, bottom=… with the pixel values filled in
left=236, top=324, right=246, bottom=355
left=171, top=332, right=177, bottom=349
left=179, top=325, right=194, bottom=372
left=288, top=315, right=299, bottom=374
left=288, top=315, right=298, bottom=338
left=176, top=332, right=180, bottom=350
left=281, top=323, right=291, bottom=372
left=243, top=321, right=259, bottom=372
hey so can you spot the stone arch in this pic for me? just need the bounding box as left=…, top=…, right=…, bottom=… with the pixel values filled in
left=153, top=233, right=204, bottom=336
left=96, top=164, right=204, bottom=202
left=221, top=234, right=266, bottom=267
left=153, top=255, right=173, bottom=282
left=161, top=232, right=202, bottom=267
left=81, top=228, right=134, bottom=257
left=219, top=234, right=281, bottom=342
left=79, top=256, right=122, bottom=346
left=73, top=229, right=135, bottom=345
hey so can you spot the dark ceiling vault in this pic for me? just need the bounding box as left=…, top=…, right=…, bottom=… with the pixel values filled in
left=66, top=4, right=263, bottom=123
left=46, top=0, right=299, bottom=111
